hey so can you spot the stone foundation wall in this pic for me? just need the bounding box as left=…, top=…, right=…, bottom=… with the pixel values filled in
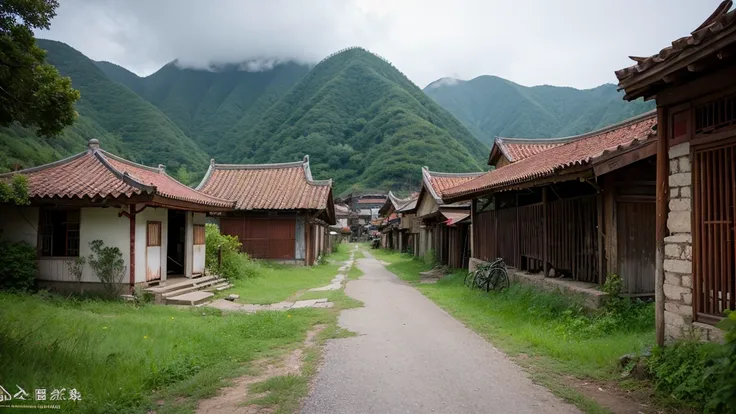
left=663, top=142, right=724, bottom=342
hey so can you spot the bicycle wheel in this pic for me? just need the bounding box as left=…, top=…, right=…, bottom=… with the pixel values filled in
left=464, top=271, right=475, bottom=287
left=488, top=267, right=509, bottom=291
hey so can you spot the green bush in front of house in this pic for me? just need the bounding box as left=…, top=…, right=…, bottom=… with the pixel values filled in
left=0, top=239, right=37, bottom=292
left=647, top=311, right=736, bottom=412
left=204, top=223, right=260, bottom=280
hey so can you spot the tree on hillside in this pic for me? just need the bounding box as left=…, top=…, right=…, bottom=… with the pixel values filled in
left=0, top=0, right=79, bottom=136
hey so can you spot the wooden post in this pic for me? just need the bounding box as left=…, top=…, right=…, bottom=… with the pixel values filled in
left=516, top=193, right=521, bottom=269
left=597, top=187, right=604, bottom=285
left=655, top=106, right=668, bottom=347
left=129, top=206, right=136, bottom=287
left=543, top=187, right=549, bottom=277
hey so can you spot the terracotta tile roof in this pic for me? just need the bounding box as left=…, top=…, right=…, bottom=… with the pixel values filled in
left=422, top=167, right=484, bottom=204
left=445, top=111, right=658, bottom=201
left=489, top=136, right=578, bottom=165
left=616, top=1, right=736, bottom=100
left=357, top=198, right=387, bottom=204
left=0, top=140, right=235, bottom=209
left=196, top=156, right=333, bottom=212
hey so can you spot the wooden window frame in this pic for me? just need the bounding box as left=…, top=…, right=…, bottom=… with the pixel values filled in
left=38, top=208, right=81, bottom=258
left=147, top=221, right=162, bottom=247
left=193, top=224, right=206, bottom=245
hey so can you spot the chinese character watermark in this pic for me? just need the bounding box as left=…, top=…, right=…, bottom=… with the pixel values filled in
left=13, top=385, right=29, bottom=400
left=35, top=388, right=47, bottom=401
left=50, top=388, right=65, bottom=401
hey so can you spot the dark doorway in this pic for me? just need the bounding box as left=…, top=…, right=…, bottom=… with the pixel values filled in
left=167, top=210, right=186, bottom=275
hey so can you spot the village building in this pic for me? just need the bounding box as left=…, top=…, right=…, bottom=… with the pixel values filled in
left=331, top=203, right=352, bottom=244
left=0, top=139, right=236, bottom=292
left=488, top=136, right=578, bottom=168
left=405, top=167, right=483, bottom=268
left=196, top=156, right=336, bottom=266
left=616, top=0, right=736, bottom=343
left=340, top=192, right=388, bottom=240
left=444, top=111, right=659, bottom=300
left=395, top=197, right=420, bottom=254
left=377, top=192, right=413, bottom=251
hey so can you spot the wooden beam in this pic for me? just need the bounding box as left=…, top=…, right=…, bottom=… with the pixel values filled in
left=593, top=141, right=658, bottom=176
left=687, top=63, right=706, bottom=73
left=655, top=106, right=669, bottom=347
left=543, top=186, right=549, bottom=278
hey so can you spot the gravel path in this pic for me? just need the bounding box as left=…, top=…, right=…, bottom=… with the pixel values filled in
left=301, top=252, right=581, bottom=414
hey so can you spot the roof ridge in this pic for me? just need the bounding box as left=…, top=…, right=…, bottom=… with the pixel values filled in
left=497, top=110, right=657, bottom=143
left=494, top=135, right=580, bottom=145
left=157, top=169, right=237, bottom=204
left=213, top=160, right=306, bottom=170
left=93, top=151, right=157, bottom=194
left=99, top=150, right=164, bottom=173
left=421, top=167, right=443, bottom=204
left=425, top=170, right=485, bottom=178
left=0, top=150, right=89, bottom=177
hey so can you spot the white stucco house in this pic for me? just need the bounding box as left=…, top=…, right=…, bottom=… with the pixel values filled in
left=0, top=139, right=236, bottom=292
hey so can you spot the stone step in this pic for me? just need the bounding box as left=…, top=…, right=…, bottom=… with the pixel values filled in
left=161, top=277, right=225, bottom=298
left=166, top=291, right=214, bottom=306
left=145, top=275, right=217, bottom=294
left=204, top=281, right=232, bottom=292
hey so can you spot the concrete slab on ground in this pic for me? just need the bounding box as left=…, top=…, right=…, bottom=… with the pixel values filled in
left=166, top=291, right=214, bottom=306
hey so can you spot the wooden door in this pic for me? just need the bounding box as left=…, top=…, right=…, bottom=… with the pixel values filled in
left=193, top=224, right=205, bottom=275
left=616, top=201, right=656, bottom=294
left=146, top=221, right=162, bottom=282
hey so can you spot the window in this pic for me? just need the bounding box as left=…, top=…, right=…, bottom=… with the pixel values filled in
left=147, top=222, right=161, bottom=247
left=695, top=92, right=736, bottom=135
left=39, top=209, right=80, bottom=257
left=193, top=225, right=205, bottom=245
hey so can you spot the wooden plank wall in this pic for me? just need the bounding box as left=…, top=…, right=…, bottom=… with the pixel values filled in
left=547, top=196, right=598, bottom=283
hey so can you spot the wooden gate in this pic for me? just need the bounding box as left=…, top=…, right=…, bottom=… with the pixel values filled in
left=146, top=221, right=162, bottom=282
left=617, top=201, right=656, bottom=294
left=693, top=143, right=736, bottom=322
left=220, top=217, right=296, bottom=260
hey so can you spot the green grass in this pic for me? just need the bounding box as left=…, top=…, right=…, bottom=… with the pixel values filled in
left=370, top=249, right=428, bottom=282
left=0, top=293, right=332, bottom=413
left=224, top=244, right=354, bottom=304
left=372, top=250, right=655, bottom=413
left=0, top=244, right=362, bottom=413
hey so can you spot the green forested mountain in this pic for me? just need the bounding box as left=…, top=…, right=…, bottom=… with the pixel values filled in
left=424, top=76, right=654, bottom=145
left=3, top=40, right=653, bottom=193
left=96, top=60, right=311, bottom=160
left=0, top=40, right=210, bottom=176
left=231, top=47, right=488, bottom=193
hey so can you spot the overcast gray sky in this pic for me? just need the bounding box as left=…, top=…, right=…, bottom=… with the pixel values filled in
left=37, top=0, right=724, bottom=89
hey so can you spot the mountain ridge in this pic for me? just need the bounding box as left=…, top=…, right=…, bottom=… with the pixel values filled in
left=423, top=74, right=654, bottom=145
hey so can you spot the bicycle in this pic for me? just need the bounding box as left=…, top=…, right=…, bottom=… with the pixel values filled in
left=465, top=258, right=509, bottom=292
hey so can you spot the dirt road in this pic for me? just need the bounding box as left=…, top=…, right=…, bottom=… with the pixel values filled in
left=301, top=252, right=580, bottom=414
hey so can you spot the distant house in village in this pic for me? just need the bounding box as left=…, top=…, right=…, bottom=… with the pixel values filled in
left=196, top=156, right=336, bottom=266
left=444, top=111, right=659, bottom=296
left=0, top=139, right=236, bottom=292
left=616, top=0, right=736, bottom=343
left=406, top=167, right=483, bottom=268
left=378, top=192, right=413, bottom=251
left=332, top=203, right=351, bottom=243
left=340, top=192, right=388, bottom=240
